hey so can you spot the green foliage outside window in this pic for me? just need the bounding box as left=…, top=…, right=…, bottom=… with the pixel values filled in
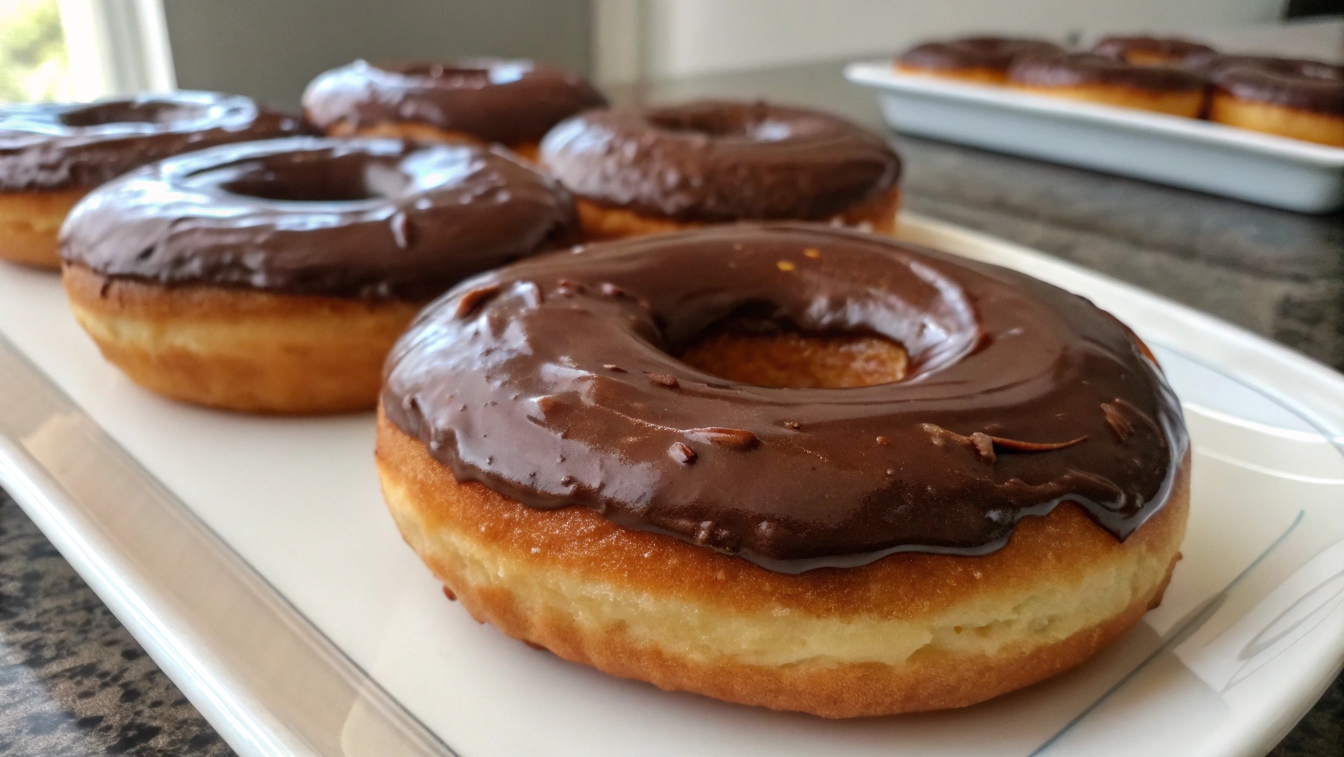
left=0, top=0, right=70, bottom=103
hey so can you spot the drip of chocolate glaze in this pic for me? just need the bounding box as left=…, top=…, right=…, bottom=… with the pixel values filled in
left=303, top=59, right=608, bottom=146
left=59, top=137, right=579, bottom=301
left=0, top=91, right=307, bottom=192
left=382, top=224, right=1188, bottom=573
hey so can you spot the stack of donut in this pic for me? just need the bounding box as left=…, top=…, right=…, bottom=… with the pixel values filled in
left=4, top=58, right=904, bottom=413
left=897, top=34, right=1344, bottom=146
left=6, top=58, right=602, bottom=412
left=2, top=49, right=1194, bottom=720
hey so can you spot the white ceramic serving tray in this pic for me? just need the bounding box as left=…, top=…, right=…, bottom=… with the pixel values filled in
left=2, top=213, right=1344, bottom=757
left=844, top=62, right=1344, bottom=213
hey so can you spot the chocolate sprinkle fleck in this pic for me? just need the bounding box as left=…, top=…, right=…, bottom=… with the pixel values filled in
left=669, top=442, right=697, bottom=464
left=455, top=284, right=502, bottom=319
left=989, top=434, right=1088, bottom=452
left=647, top=372, right=680, bottom=388
left=969, top=432, right=997, bottom=463
left=1102, top=402, right=1134, bottom=440
left=687, top=427, right=760, bottom=449
left=390, top=211, right=413, bottom=249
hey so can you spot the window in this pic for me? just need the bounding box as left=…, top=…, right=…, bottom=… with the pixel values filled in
left=0, top=0, right=173, bottom=104
left=0, top=0, right=71, bottom=102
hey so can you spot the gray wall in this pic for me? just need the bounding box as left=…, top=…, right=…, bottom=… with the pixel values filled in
left=163, top=0, right=592, bottom=109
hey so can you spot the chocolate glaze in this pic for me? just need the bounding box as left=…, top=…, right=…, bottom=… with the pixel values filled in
left=1092, top=35, right=1217, bottom=65
left=1190, top=55, right=1344, bottom=115
left=383, top=225, right=1187, bottom=573
left=539, top=100, right=902, bottom=223
left=303, top=59, right=608, bottom=146
left=1008, top=52, right=1206, bottom=92
left=0, top=92, right=306, bottom=192
left=899, top=37, right=1065, bottom=72
left=60, top=137, right=579, bottom=301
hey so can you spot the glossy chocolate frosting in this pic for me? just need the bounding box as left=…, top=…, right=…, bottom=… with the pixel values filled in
left=303, top=59, right=608, bottom=146
left=1091, top=35, right=1217, bottom=65
left=61, top=137, right=579, bottom=301
left=383, top=225, right=1187, bottom=573
left=0, top=91, right=305, bottom=192
left=899, top=37, right=1065, bottom=72
left=539, top=100, right=902, bottom=222
left=1008, top=52, right=1206, bottom=92
left=1192, top=55, right=1344, bottom=115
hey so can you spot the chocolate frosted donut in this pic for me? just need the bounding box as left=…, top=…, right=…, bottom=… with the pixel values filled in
left=539, top=100, right=903, bottom=239
left=1197, top=56, right=1344, bottom=113
left=1092, top=35, right=1217, bottom=67
left=62, top=137, right=578, bottom=413
left=63, top=137, right=576, bottom=299
left=1194, top=56, right=1344, bottom=146
left=897, top=36, right=1065, bottom=84
left=0, top=92, right=304, bottom=191
left=303, top=58, right=607, bottom=159
left=386, top=224, right=1185, bottom=565
left=1008, top=52, right=1207, bottom=117
left=376, top=224, right=1190, bottom=716
left=0, top=91, right=305, bottom=268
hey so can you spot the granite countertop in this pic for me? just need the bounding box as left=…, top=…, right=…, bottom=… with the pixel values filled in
left=3, top=57, right=1344, bottom=755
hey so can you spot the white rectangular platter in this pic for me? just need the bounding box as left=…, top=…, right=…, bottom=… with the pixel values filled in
left=845, top=62, right=1344, bottom=214
left=2, top=213, right=1344, bottom=757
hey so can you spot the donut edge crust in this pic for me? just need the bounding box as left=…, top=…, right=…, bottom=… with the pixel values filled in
left=573, top=186, right=902, bottom=241
left=375, top=410, right=1190, bottom=718
left=63, top=264, right=422, bottom=414
left=0, top=189, right=88, bottom=269
left=895, top=63, right=1011, bottom=86
left=1007, top=82, right=1206, bottom=118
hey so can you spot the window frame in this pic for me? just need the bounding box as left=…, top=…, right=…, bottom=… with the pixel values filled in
left=57, top=0, right=175, bottom=99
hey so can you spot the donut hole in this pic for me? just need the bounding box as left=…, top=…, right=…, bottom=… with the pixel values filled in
left=1300, top=62, right=1343, bottom=81
left=60, top=101, right=208, bottom=127
left=207, top=153, right=409, bottom=203
left=678, top=316, right=908, bottom=389
left=394, top=63, right=490, bottom=82
left=386, top=61, right=531, bottom=86
left=647, top=104, right=793, bottom=142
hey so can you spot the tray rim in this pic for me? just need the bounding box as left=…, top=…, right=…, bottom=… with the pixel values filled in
left=0, top=327, right=456, bottom=756
left=844, top=60, right=1344, bottom=168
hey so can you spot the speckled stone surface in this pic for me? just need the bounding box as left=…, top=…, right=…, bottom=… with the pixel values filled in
left=0, top=492, right=234, bottom=756
left=1275, top=679, right=1344, bottom=757
left=0, top=58, right=1341, bottom=756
